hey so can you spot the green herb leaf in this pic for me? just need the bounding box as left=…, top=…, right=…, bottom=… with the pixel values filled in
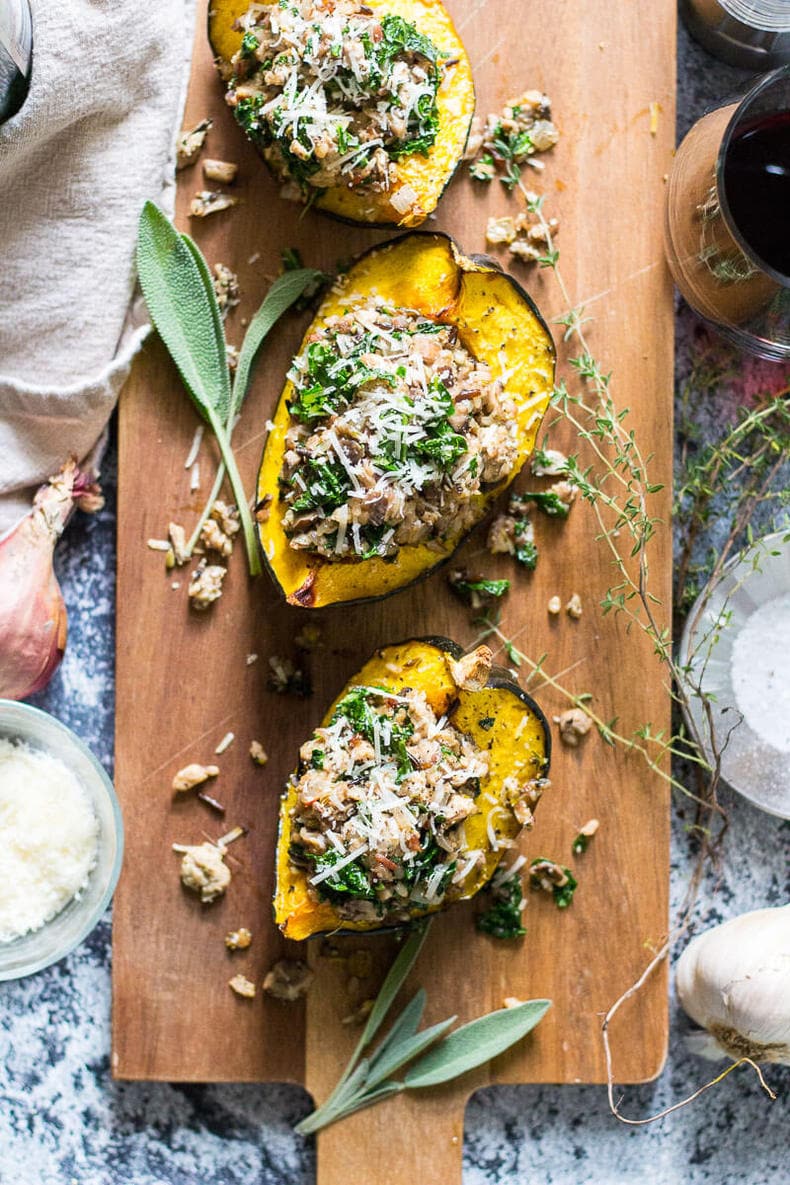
left=525, top=490, right=571, bottom=518
left=136, top=203, right=312, bottom=578
left=515, top=530, right=539, bottom=570
left=293, top=919, right=550, bottom=1135
left=354, top=922, right=430, bottom=1060
left=476, top=875, right=526, bottom=940
left=365, top=1015, right=457, bottom=1091
left=233, top=268, right=322, bottom=416
left=552, top=868, right=578, bottom=908
left=180, top=234, right=232, bottom=421
left=403, top=999, right=551, bottom=1088
left=368, top=988, right=427, bottom=1066
left=136, top=201, right=230, bottom=424
left=449, top=574, right=511, bottom=609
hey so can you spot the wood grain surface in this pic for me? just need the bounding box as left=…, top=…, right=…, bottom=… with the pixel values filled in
left=113, top=2, right=676, bottom=1181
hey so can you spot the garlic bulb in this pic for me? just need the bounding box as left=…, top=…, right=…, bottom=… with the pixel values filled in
left=0, top=460, right=102, bottom=701
left=676, top=904, right=790, bottom=1065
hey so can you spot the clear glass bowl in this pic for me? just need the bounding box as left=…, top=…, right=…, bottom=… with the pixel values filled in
left=678, top=532, right=790, bottom=819
left=0, top=701, right=124, bottom=979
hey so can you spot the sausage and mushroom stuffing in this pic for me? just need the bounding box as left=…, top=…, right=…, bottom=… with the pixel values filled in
left=225, top=0, right=445, bottom=198
left=279, top=300, right=520, bottom=561
left=288, top=684, right=490, bottom=925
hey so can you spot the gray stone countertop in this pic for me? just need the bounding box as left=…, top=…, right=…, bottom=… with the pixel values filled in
left=2, top=19, right=789, bottom=1185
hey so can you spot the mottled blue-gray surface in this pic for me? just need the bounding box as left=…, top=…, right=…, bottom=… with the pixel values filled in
left=2, top=20, right=789, bottom=1185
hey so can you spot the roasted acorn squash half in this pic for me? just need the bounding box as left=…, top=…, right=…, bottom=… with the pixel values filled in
left=208, top=0, right=475, bottom=226
left=257, top=232, right=556, bottom=608
left=274, top=638, right=551, bottom=940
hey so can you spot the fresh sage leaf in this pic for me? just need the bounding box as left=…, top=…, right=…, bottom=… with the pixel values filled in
left=353, top=921, right=430, bottom=1060
left=181, top=232, right=232, bottom=422
left=295, top=1080, right=403, bottom=1135
left=364, top=1015, right=457, bottom=1092
left=366, top=987, right=426, bottom=1071
left=232, top=268, right=322, bottom=416
left=136, top=202, right=230, bottom=425
left=136, top=203, right=315, bottom=579
left=324, top=1056, right=372, bottom=1111
left=292, top=916, right=550, bottom=1137
left=403, top=999, right=551, bottom=1088
left=308, top=922, right=430, bottom=1115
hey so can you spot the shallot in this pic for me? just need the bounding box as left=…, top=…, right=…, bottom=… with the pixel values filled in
left=0, top=460, right=102, bottom=700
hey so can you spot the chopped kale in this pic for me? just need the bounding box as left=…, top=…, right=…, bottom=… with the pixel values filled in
left=331, top=686, right=415, bottom=782
left=240, top=31, right=260, bottom=57
left=448, top=571, right=511, bottom=610
left=310, top=849, right=377, bottom=901
left=400, top=837, right=442, bottom=888
left=310, top=748, right=325, bottom=770
left=514, top=525, right=539, bottom=569
left=378, top=14, right=441, bottom=65
left=476, top=874, right=526, bottom=939
left=290, top=459, right=350, bottom=513
left=289, top=335, right=396, bottom=422
left=524, top=490, right=571, bottom=518
left=552, top=869, right=578, bottom=908
left=414, top=418, right=468, bottom=468
left=331, top=685, right=381, bottom=739
left=233, top=94, right=265, bottom=136
left=530, top=858, right=578, bottom=908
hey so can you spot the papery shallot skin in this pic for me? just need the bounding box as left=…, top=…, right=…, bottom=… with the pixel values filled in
left=0, top=460, right=101, bottom=701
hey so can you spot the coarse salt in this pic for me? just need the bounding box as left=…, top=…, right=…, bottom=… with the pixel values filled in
left=731, top=593, right=790, bottom=753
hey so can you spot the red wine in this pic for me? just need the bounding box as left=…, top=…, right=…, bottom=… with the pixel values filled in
left=722, top=111, right=790, bottom=281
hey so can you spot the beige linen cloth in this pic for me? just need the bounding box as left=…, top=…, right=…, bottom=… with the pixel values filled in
left=0, top=0, right=196, bottom=532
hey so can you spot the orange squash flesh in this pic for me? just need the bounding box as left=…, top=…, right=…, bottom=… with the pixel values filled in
left=208, top=0, right=476, bottom=227
left=274, top=637, right=551, bottom=939
left=257, top=233, right=556, bottom=609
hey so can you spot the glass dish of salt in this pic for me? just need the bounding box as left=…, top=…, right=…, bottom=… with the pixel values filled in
left=679, top=530, right=790, bottom=819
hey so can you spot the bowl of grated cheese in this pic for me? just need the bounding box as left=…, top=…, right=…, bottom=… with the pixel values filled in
left=0, top=700, right=123, bottom=979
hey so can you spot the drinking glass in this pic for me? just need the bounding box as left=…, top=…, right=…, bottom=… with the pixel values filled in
left=665, top=65, right=790, bottom=361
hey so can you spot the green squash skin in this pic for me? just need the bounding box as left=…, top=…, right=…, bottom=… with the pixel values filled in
left=257, top=231, right=557, bottom=609
left=273, top=635, right=552, bottom=938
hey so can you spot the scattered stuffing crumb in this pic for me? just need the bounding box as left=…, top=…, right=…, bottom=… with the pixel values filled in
left=262, top=959, right=314, bottom=1001
left=176, top=119, right=212, bottom=170
left=229, top=974, right=256, bottom=999
left=172, top=763, right=219, bottom=793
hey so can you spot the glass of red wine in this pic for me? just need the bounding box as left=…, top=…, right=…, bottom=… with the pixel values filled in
left=665, top=65, right=790, bottom=361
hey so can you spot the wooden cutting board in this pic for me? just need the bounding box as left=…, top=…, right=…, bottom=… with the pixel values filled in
left=113, top=2, right=676, bottom=1181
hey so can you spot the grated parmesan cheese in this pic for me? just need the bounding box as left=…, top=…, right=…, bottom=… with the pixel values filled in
left=0, top=739, right=99, bottom=943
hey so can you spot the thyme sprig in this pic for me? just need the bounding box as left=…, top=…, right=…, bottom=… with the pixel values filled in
left=473, top=177, right=789, bottom=1121
left=296, top=921, right=550, bottom=1135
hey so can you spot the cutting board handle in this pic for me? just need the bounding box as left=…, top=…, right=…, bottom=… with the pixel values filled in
left=315, top=1092, right=466, bottom=1185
